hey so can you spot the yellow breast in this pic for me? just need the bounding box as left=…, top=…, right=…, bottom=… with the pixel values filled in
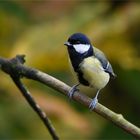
left=79, top=57, right=110, bottom=90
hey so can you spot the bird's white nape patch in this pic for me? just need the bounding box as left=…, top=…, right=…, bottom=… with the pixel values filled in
left=73, top=44, right=90, bottom=54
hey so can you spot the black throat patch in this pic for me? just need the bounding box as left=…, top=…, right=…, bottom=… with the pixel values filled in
left=67, top=45, right=93, bottom=72
left=67, top=45, right=93, bottom=86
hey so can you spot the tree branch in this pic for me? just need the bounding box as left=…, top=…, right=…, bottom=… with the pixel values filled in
left=11, top=76, right=59, bottom=140
left=0, top=55, right=59, bottom=140
left=0, top=55, right=140, bottom=139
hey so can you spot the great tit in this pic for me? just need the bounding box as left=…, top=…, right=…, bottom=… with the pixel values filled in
left=64, top=33, right=116, bottom=110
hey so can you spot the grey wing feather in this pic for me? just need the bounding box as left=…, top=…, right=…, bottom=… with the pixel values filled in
left=94, top=47, right=116, bottom=78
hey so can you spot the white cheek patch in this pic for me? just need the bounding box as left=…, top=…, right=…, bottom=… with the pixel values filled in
left=73, top=44, right=90, bottom=54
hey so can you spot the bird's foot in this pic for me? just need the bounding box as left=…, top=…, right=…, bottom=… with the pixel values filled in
left=89, top=97, right=98, bottom=111
left=68, top=84, right=80, bottom=99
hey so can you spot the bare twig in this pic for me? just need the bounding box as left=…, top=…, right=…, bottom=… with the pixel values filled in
left=0, top=55, right=59, bottom=140
left=0, top=55, right=140, bottom=139
left=11, top=76, right=59, bottom=140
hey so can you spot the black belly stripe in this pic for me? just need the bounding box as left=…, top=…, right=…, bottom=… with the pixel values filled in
left=67, top=46, right=93, bottom=86
left=77, top=69, right=89, bottom=86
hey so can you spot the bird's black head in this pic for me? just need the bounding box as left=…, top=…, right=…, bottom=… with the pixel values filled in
left=67, top=33, right=91, bottom=45
left=64, top=33, right=93, bottom=55
left=64, top=33, right=94, bottom=71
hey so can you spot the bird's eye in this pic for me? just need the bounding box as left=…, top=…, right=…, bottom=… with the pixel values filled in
left=76, top=41, right=80, bottom=44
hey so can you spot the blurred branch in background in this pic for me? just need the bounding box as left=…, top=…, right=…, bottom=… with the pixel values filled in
left=0, top=55, right=140, bottom=139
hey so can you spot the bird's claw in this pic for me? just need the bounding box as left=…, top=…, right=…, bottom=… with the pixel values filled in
left=89, top=97, right=98, bottom=111
left=68, top=84, right=80, bottom=99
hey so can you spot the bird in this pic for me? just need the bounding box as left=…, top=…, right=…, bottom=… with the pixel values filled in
left=64, top=33, right=116, bottom=110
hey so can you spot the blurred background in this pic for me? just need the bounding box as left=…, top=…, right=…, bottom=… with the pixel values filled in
left=0, top=1, right=140, bottom=139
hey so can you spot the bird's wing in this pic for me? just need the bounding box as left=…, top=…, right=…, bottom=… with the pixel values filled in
left=94, top=47, right=116, bottom=78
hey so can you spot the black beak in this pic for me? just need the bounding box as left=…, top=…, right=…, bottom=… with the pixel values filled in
left=64, top=41, right=71, bottom=46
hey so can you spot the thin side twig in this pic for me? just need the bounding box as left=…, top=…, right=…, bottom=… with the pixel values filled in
left=10, top=76, right=59, bottom=140
left=0, top=55, right=59, bottom=140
